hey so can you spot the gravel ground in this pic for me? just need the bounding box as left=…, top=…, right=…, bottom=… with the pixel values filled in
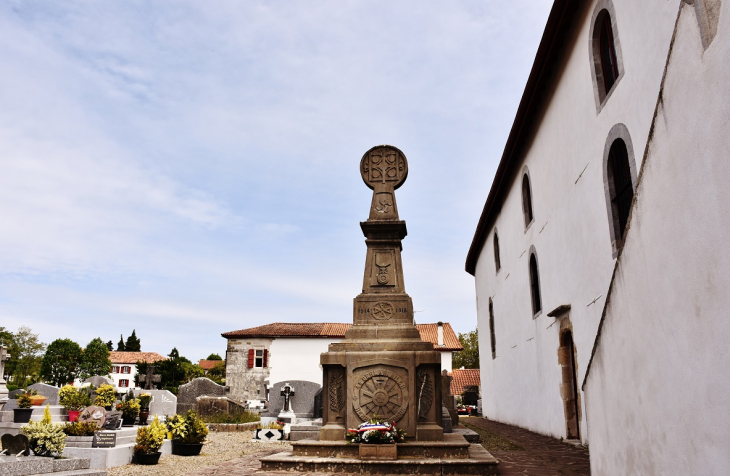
left=107, top=431, right=291, bottom=476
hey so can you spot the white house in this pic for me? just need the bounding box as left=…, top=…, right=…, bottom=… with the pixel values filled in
left=222, top=322, right=462, bottom=402
left=108, top=351, right=167, bottom=392
left=466, top=0, right=729, bottom=472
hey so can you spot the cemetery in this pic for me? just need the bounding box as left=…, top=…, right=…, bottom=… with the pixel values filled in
left=0, top=146, right=489, bottom=475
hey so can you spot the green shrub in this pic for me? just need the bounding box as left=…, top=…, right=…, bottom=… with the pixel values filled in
left=7, top=384, right=18, bottom=392
left=17, top=393, right=32, bottom=409
left=21, top=420, right=67, bottom=457
left=134, top=416, right=166, bottom=454
left=62, top=421, right=100, bottom=436
left=93, top=384, right=116, bottom=408
left=166, top=410, right=209, bottom=444
left=59, top=385, right=92, bottom=411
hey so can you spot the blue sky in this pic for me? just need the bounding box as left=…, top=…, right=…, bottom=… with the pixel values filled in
left=0, top=1, right=552, bottom=361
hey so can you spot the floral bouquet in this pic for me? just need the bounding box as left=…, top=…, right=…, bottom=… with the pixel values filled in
left=345, top=420, right=406, bottom=444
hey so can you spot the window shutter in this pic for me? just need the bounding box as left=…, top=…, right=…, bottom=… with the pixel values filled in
left=263, top=349, right=268, bottom=367
left=248, top=349, right=254, bottom=368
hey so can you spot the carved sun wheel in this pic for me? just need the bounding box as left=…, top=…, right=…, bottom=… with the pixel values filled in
left=357, top=375, right=404, bottom=420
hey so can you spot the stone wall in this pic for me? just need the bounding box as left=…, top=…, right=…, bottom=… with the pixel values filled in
left=225, top=337, right=271, bottom=402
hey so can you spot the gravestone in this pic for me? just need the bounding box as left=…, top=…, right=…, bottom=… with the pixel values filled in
left=196, top=396, right=247, bottom=419
left=265, top=381, right=321, bottom=419
left=8, top=389, right=22, bottom=399
left=319, top=146, right=443, bottom=442
left=313, top=388, right=323, bottom=419
left=1, top=434, right=30, bottom=456
left=177, top=377, right=225, bottom=414
left=132, top=389, right=177, bottom=417
left=79, top=406, right=106, bottom=428
left=462, top=385, right=479, bottom=406
left=84, top=376, right=113, bottom=387
left=0, top=344, right=9, bottom=409
left=441, top=370, right=458, bottom=425
left=27, top=383, right=60, bottom=405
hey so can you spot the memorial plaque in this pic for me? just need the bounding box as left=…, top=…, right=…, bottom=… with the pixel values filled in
left=103, top=411, right=122, bottom=430
left=1, top=433, right=30, bottom=456
left=92, top=432, right=117, bottom=448
left=79, top=405, right=106, bottom=428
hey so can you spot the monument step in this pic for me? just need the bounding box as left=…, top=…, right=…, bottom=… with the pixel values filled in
left=260, top=443, right=499, bottom=475
left=51, top=470, right=107, bottom=476
left=0, top=455, right=99, bottom=476
left=292, top=433, right=472, bottom=459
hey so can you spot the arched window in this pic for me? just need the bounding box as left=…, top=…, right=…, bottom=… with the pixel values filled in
left=529, top=251, right=542, bottom=317
left=598, top=12, right=619, bottom=94
left=493, top=231, right=501, bottom=272
left=488, top=298, right=496, bottom=360
left=521, top=173, right=534, bottom=229
left=589, top=3, right=624, bottom=110
left=607, top=139, right=633, bottom=241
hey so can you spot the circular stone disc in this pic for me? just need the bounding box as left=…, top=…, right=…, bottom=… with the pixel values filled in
left=360, top=145, right=408, bottom=190
left=79, top=405, right=107, bottom=428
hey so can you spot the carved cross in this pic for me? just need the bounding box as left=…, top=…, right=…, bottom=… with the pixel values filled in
left=280, top=384, right=295, bottom=412
left=138, top=364, right=162, bottom=390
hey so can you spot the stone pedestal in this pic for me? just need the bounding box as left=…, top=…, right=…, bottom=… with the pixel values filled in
left=319, top=145, right=443, bottom=442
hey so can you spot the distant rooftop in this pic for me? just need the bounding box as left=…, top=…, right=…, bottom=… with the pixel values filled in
left=109, top=351, right=167, bottom=364
left=222, top=322, right=463, bottom=351
left=449, top=368, right=481, bottom=395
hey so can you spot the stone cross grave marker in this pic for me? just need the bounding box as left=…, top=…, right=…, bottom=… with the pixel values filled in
left=0, top=344, right=9, bottom=408
left=138, top=364, right=162, bottom=390
left=281, top=384, right=295, bottom=413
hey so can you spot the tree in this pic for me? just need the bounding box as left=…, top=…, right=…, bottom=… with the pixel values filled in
left=41, top=338, right=82, bottom=386
left=106, top=340, right=114, bottom=352
left=206, top=353, right=222, bottom=361
left=453, top=328, right=479, bottom=369
left=9, top=326, right=46, bottom=388
left=125, top=329, right=141, bottom=352
left=208, top=361, right=226, bottom=385
left=117, top=335, right=126, bottom=352
left=78, top=337, right=112, bottom=380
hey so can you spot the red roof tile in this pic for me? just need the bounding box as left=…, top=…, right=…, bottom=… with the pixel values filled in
left=222, top=322, right=463, bottom=351
left=449, top=369, right=481, bottom=395
left=109, top=351, right=167, bottom=364
left=198, top=360, right=222, bottom=370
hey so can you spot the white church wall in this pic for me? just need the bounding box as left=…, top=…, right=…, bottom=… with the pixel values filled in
left=585, top=2, right=730, bottom=473
left=475, top=0, right=678, bottom=442
left=268, top=337, right=343, bottom=387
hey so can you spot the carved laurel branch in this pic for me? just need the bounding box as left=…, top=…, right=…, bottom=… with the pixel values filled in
left=329, top=372, right=345, bottom=413
left=417, top=372, right=433, bottom=419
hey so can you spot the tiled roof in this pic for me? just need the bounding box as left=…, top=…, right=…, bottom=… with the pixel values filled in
left=198, top=359, right=222, bottom=370
left=222, top=322, right=463, bottom=351
left=109, top=351, right=167, bottom=364
left=449, top=368, right=481, bottom=395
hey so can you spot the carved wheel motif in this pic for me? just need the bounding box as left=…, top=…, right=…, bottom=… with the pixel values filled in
left=360, top=146, right=408, bottom=190
left=353, top=370, right=407, bottom=422
left=372, top=302, right=394, bottom=320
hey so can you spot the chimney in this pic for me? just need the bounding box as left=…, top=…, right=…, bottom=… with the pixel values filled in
left=437, top=321, right=444, bottom=347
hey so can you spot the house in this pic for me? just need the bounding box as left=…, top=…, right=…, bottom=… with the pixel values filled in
left=221, top=322, right=463, bottom=402
left=466, top=0, right=729, bottom=473
left=448, top=368, right=481, bottom=397
left=198, top=360, right=221, bottom=375
left=108, top=351, right=167, bottom=392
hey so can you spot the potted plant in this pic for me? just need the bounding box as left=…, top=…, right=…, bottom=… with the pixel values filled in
left=93, top=384, right=116, bottom=410
left=21, top=405, right=67, bottom=457
left=117, top=398, right=141, bottom=426
left=167, top=410, right=209, bottom=456
left=59, top=385, right=91, bottom=422
left=26, top=390, right=47, bottom=406
left=346, top=420, right=406, bottom=461
left=138, top=393, right=152, bottom=425
left=13, top=392, right=34, bottom=423
left=133, top=416, right=166, bottom=465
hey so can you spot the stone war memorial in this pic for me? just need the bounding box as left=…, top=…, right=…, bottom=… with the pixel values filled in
left=262, top=145, right=497, bottom=474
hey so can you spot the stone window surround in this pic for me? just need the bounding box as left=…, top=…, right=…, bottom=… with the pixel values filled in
left=528, top=245, right=542, bottom=319
left=602, top=123, right=638, bottom=258
left=521, top=166, right=535, bottom=232
left=588, top=0, right=625, bottom=113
